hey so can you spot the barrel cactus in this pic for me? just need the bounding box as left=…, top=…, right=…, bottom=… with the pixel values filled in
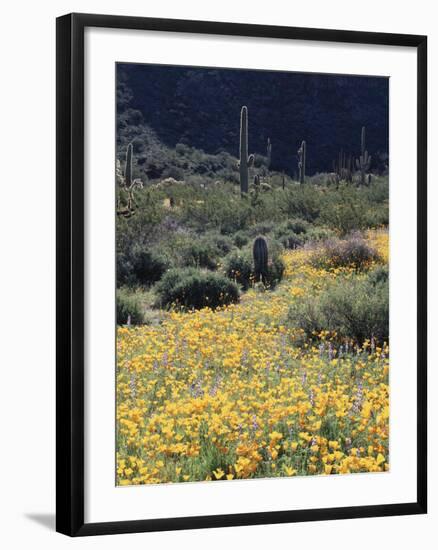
left=253, top=236, right=268, bottom=283
left=239, top=106, right=254, bottom=194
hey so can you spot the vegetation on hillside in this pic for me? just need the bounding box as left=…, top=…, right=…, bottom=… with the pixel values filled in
left=115, top=70, right=389, bottom=485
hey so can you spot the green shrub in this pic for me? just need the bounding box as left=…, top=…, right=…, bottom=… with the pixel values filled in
left=233, top=231, right=249, bottom=248
left=312, top=234, right=380, bottom=270
left=117, top=246, right=170, bottom=287
left=305, top=226, right=336, bottom=243
left=264, top=256, right=286, bottom=288
left=319, top=185, right=368, bottom=235
left=287, top=268, right=389, bottom=344
left=179, top=239, right=220, bottom=270
left=155, top=268, right=239, bottom=310
left=224, top=250, right=253, bottom=290
left=117, top=289, right=144, bottom=325
left=247, top=221, right=276, bottom=237
left=224, top=247, right=285, bottom=290
left=279, top=186, right=321, bottom=222
left=207, top=233, right=234, bottom=255
left=274, top=219, right=310, bottom=249
left=275, top=228, right=304, bottom=250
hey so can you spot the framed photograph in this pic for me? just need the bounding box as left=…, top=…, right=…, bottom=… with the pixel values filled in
left=56, top=13, right=427, bottom=536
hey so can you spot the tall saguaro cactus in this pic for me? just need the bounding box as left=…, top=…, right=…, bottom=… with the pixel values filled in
left=239, top=106, right=254, bottom=194
left=125, top=142, right=133, bottom=186
left=298, top=140, right=306, bottom=184
left=117, top=143, right=143, bottom=218
left=266, top=137, right=272, bottom=169
left=356, top=126, right=371, bottom=185
left=253, top=236, right=268, bottom=283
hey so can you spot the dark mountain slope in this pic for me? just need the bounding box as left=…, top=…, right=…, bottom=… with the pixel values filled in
left=117, top=64, right=388, bottom=176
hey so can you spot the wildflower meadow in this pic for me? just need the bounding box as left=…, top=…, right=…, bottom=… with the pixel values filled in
left=115, top=64, right=389, bottom=486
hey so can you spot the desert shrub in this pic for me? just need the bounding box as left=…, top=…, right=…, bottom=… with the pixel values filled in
left=304, top=226, right=336, bottom=243
left=117, top=289, right=144, bottom=325
left=274, top=219, right=309, bottom=249
left=279, top=186, right=321, bottom=222
left=131, top=247, right=170, bottom=285
left=181, top=187, right=253, bottom=234
left=224, top=250, right=253, bottom=290
left=319, top=185, right=369, bottom=234
left=117, top=246, right=170, bottom=287
left=162, top=165, right=185, bottom=181
left=312, top=234, right=380, bottom=270
left=179, top=239, right=220, bottom=270
left=247, top=221, right=276, bottom=237
left=263, top=256, right=286, bottom=288
left=287, top=268, right=389, bottom=344
left=207, top=233, right=234, bottom=255
left=233, top=231, right=249, bottom=248
left=155, top=268, right=239, bottom=310
left=279, top=231, right=304, bottom=250
left=367, top=264, right=389, bottom=285
left=224, top=247, right=285, bottom=290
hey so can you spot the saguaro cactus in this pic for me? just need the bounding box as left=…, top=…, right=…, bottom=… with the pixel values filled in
left=355, top=126, right=371, bottom=185
left=117, top=143, right=143, bottom=218
left=266, top=137, right=272, bottom=168
left=125, top=142, right=133, bottom=186
left=253, top=236, right=268, bottom=283
left=239, top=106, right=254, bottom=194
left=334, top=149, right=353, bottom=182
left=298, top=140, right=306, bottom=184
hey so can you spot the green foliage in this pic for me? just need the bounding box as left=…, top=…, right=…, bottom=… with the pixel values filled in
left=279, top=185, right=321, bottom=222
left=224, top=250, right=253, bottom=290
left=319, top=184, right=368, bottom=234
left=311, top=234, right=380, bottom=270
left=233, top=231, right=249, bottom=248
left=117, top=245, right=170, bottom=287
left=117, top=289, right=144, bottom=325
left=305, top=226, right=337, bottom=242
left=155, top=268, right=240, bottom=310
left=264, top=255, right=285, bottom=289
left=274, top=218, right=309, bottom=249
left=287, top=267, right=389, bottom=344
left=179, top=239, right=221, bottom=270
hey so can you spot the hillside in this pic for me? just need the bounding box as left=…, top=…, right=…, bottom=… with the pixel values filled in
left=117, top=64, right=389, bottom=177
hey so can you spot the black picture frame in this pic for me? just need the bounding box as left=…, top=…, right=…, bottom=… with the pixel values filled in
left=56, top=12, right=427, bottom=537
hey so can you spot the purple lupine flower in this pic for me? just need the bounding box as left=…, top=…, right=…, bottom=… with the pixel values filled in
left=319, top=343, right=325, bottom=357
left=328, top=342, right=334, bottom=361
left=351, top=381, right=364, bottom=414
left=129, top=373, right=136, bottom=400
